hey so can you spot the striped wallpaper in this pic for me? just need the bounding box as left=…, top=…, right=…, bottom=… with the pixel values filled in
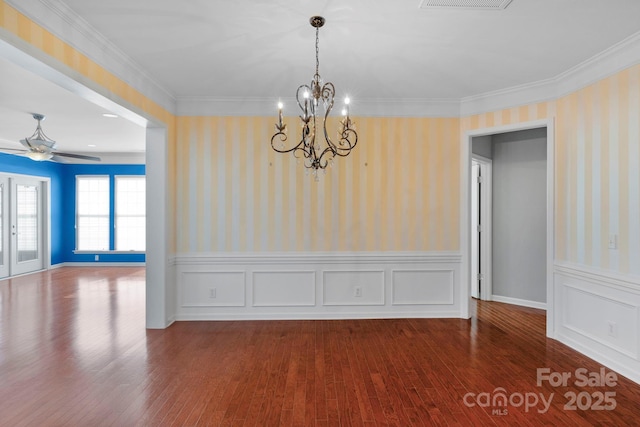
left=3, top=0, right=640, bottom=275
left=556, top=66, right=640, bottom=275
left=175, top=116, right=460, bottom=253
left=463, top=69, right=640, bottom=276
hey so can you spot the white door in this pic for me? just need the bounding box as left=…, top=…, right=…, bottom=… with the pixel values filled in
left=10, top=177, right=44, bottom=276
left=471, top=161, right=480, bottom=299
left=471, top=156, right=493, bottom=301
left=0, top=176, right=8, bottom=278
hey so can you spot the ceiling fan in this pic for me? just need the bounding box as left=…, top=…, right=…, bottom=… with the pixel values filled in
left=1, top=113, right=101, bottom=162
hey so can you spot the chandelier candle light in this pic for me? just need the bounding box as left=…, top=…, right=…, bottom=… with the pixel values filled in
left=271, top=16, right=357, bottom=178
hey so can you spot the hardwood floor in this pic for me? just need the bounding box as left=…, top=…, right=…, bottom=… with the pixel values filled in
left=1, top=267, right=639, bottom=426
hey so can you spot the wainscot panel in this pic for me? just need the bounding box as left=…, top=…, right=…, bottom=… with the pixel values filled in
left=554, top=262, right=640, bottom=384
left=391, top=270, right=455, bottom=305
left=323, top=270, right=385, bottom=306
left=252, top=271, right=316, bottom=307
left=174, top=252, right=461, bottom=320
left=179, top=271, right=246, bottom=307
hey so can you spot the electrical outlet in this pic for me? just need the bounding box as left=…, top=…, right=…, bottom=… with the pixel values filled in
left=209, top=288, right=217, bottom=299
left=95, top=255, right=99, bottom=261
left=608, top=234, right=618, bottom=249
left=607, top=321, right=617, bottom=337
left=354, top=287, right=362, bottom=298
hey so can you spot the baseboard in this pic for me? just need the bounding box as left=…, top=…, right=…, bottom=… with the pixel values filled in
left=176, top=311, right=462, bottom=321
left=557, top=332, right=640, bottom=386
left=491, top=295, right=547, bottom=310
left=61, top=262, right=146, bottom=267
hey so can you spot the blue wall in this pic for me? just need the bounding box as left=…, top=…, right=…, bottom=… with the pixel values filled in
left=0, top=152, right=65, bottom=264
left=61, top=163, right=145, bottom=263
left=0, top=152, right=145, bottom=265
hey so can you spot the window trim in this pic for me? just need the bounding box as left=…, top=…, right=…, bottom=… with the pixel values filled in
left=114, top=175, right=146, bottom=251
left=75, top=175, right=110, bottom=251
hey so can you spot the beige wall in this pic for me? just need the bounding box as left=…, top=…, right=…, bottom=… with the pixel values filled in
left=175, top=116, right=460, bottom=252
left=3, top=0, right=639, bottom=277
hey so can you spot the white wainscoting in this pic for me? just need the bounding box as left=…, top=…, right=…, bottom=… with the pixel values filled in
left=554, top=262, right=640, bottom=384
left=392, top=270, right=454, bottom=305
left=174, top=252, right=461, bottom=320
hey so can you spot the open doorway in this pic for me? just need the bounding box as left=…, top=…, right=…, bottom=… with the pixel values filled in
left=463, top=119, right=555, bottom=337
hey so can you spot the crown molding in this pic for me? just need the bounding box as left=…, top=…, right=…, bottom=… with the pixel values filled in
left=6, top=0, right=176, bottom=113
left=554, top=30, right=640, bottom=98
left=460, top=30, right=640, bottom=116
left=180, top=27, right=640, bottom=118
left=176, top=96, right=461, bottom=118
left=460, top=78, right=557, bottom=117
left=6, top=2, right=640, bottom=119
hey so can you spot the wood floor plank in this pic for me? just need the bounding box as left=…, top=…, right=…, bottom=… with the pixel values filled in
left=2, top=267, right=640, bottom=426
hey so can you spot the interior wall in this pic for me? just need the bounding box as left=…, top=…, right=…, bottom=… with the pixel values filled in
left=471, top=135, right=493, bottom=159
left=491, top=128, right=547, bottom=303
left=556, top=66, right=640, bottom=275
left=175, top=116, right=460, bottom=253
left=0, top=152, right=63, bottom=264
left=0, top=154, right=146, bottom=265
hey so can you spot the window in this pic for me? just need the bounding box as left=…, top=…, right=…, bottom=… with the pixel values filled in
left=76, top=176, right=110, bottom=250
left=115, top=176, right=146, bottom=251
left=16, top=184, right=39, bottom=262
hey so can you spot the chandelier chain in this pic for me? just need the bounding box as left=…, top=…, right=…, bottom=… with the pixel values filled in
left=315, top=27, right=320, bottom=77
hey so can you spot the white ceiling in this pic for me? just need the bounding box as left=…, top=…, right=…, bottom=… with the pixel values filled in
left=0, top=56, right=146, bottom=157
left=2, top=0, right=640, bottom=157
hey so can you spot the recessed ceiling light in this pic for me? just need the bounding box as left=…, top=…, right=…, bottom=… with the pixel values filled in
left=102, top=113, right=118, bottom=118
left=88, top=144, right=96, bottom=147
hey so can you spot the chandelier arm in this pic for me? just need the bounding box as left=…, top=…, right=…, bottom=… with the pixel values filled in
left=270, top=128, right=309, bottom=154
left=317, top=146, right=336, bottom=165
left=318, top=82, right=337, bottom=150
left=296, top=84, right=313, bottom=118
left=333, top=129, right=358, bottom=157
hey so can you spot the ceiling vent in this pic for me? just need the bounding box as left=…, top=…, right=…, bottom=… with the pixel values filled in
left=419, top=0, right=512, bottom=10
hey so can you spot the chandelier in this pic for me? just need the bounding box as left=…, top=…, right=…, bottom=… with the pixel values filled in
left=271, top=16, right=357, bottom=178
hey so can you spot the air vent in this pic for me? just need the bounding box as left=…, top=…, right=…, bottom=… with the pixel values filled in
left=419, top=0, right=512, bottom=10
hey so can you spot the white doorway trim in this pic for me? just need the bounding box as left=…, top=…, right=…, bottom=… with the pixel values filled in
left=471, top=155, right=493, bottom=301
left=460, top=118, right=555, bottom=338
left=146, top=126, right=175, bottom=329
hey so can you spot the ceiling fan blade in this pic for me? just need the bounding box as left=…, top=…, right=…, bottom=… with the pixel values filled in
left=51, top=151, right=101, bottom=161
left=0, top=147, right=29, bottom=153
left=50, top=155, right=68, bottom=163
left=52, top=151, right=101, bottom=161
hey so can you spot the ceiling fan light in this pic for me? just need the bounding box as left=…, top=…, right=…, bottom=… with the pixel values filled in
left=26, top=151, right=53, bottom=161
left=23, top=137, right=56, bottom=149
